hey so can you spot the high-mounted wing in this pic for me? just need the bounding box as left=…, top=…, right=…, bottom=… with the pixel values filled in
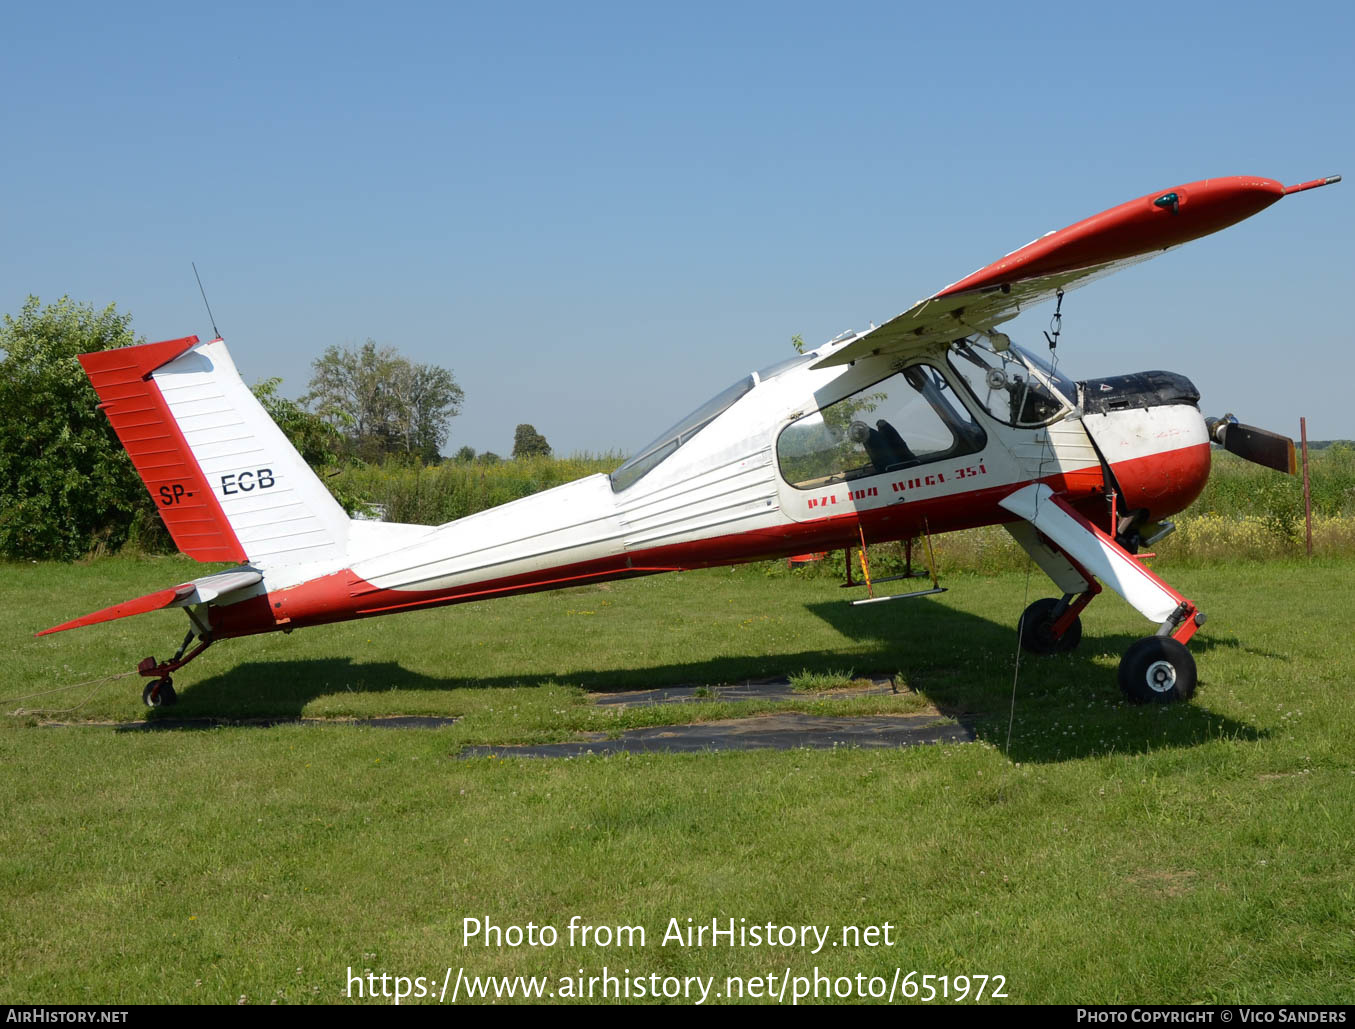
left=813, top=174, right=1340, bottom=369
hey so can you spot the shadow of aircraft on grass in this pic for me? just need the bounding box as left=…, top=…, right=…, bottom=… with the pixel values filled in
left=143, top=598, right=1268, bottom=763
left=803, top=598, right=1270, bottom=763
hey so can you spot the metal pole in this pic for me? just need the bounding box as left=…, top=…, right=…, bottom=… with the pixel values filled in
left=1300, top=417, right=1312, bottom=557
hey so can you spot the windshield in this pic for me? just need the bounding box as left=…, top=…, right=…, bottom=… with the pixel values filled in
left=610, top=375, right=755, bottom=493
left=1014, top=344, right=1077, bottom=405
left=947, top=338, right=1072, bottom=426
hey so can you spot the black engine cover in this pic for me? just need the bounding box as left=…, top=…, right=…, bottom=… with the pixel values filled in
left=1078, top=370, right=1200, bottom=414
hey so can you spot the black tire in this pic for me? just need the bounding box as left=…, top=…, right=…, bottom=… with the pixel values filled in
left=1118, top=636, right=1196, bottom=704
left=141, top=678, right=177, bottom=708
left=1018, top=598, right=1082, bottom=655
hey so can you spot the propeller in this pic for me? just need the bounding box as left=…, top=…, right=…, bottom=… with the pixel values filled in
left=1205, top=414, right=1297, bottom=475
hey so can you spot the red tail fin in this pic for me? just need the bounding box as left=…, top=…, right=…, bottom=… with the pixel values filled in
left=79, top=336, right=248, bottom=563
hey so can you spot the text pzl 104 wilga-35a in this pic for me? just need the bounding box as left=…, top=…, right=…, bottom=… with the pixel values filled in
left=41, top=172, right=1340, bottom=707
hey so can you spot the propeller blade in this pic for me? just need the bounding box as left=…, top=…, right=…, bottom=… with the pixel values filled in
left=1207, top=416, right=1297, bottom=474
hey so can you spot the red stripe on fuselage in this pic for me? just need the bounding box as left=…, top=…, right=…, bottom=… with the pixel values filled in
left=207, top=442, right=1209, bottom=640
left=207, top=462, right=1100, bottom=638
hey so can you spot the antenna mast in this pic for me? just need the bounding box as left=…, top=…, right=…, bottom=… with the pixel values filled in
left=192, top=262, right=223, bottom=340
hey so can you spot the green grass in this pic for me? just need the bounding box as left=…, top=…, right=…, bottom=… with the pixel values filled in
left=788, top=668, right=862, bottom=692
left=3, top=554, right=1354, bottom=1003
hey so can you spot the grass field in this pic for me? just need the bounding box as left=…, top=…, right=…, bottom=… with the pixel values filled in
left=3, top=553, right=1354, bottom=1004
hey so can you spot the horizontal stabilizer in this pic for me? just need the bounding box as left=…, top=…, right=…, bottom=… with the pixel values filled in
left=184, top=569, right=265, bottom=604
left=37, top=569, right=262, bottom=636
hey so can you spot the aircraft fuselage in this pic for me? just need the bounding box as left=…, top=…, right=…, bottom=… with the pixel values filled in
left=207, top=339, right=1210, bottom=640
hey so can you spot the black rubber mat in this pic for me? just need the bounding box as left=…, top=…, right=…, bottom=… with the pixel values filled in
left=460, top=710, right=974, bottom=758
left=588, top=676, right=896, bottom=708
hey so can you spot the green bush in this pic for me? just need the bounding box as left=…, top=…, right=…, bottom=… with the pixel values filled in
left=0, top=297, right=161, bottom=560
left=1192, top=447, right=1355, bottom=519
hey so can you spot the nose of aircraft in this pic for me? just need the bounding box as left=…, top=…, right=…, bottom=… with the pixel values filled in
left=1078, top=370, right=1212, bottom=521
left=1113, top=421, right=1213, bottom=520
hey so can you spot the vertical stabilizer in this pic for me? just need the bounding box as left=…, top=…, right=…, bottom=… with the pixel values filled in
left=80, top=336, right=350, bottom=568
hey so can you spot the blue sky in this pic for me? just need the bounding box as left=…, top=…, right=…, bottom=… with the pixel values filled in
left=4, top=1, right=1352, bottom=456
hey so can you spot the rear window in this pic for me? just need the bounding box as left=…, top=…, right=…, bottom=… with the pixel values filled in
left=611, top=375, right=755, bottom=493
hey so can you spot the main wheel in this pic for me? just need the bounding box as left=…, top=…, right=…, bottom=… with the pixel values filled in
left=1018, top=598, right=1082, bottom=655
left=1118, top=637, right=1196, bottom=704
left=141, top=678, right=177, bottom=708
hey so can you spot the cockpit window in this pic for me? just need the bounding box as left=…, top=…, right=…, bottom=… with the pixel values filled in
left=948, top=339, right=1072, bottom=426
left=610, top=375, right=755, bottom=493
left=777, top=362, right=985, bottom=490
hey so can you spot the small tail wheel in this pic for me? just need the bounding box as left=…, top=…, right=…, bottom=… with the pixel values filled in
left=142, top=677, right=177, bottom=708
left=1018, top=598, right=1082, bottom=655
left=1118, top=637, right=1196, bottom=704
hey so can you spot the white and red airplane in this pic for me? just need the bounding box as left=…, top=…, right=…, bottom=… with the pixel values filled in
left=41, top=173, right=1339, bottom=707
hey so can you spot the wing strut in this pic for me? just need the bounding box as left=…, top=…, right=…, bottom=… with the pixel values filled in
left=999, top=484, right=1203, bottom=643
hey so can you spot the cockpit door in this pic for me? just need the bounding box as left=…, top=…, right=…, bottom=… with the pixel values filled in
left=772, top=359, right=1016, bottom=524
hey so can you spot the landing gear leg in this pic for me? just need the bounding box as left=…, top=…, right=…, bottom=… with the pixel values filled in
left=1018, top=586, right=1099, bottom=655
left=137, top=623, right=213, bottom=707
left=1002, top=484, right=1208, bottom=704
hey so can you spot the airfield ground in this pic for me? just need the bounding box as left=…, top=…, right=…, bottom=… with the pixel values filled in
left=2, top=554, right=1352, bottom=1003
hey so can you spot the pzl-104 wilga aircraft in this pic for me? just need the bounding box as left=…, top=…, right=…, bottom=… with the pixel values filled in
left=41, top=172, right=1340, bottom=707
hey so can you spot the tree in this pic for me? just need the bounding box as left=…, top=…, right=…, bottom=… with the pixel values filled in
left=0, top=296, right=158, bottom=560
left=388, top=360, right=461, bottom=463
left=305, top=340, right=463, bottom=463
left=512, top=423, right=552, bottom=459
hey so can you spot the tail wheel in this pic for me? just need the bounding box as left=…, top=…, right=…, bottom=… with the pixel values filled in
left=1118, top=637, right=1196, bottom=704
left=141, top=678, right=177, bottom=708
left=1018, top=598, right=1082, bottom=655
